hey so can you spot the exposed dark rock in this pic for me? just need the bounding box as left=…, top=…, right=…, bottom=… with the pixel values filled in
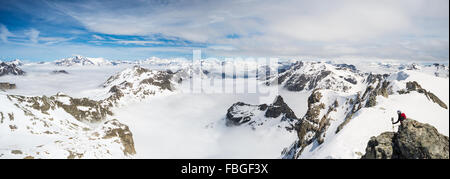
left=361, top=132, right=396, bottom=159
left=284, top=90, right=339, bottom=158
left=265, top=96, right=298, bottom=120
left=365, top=93, right=377, bottom=107
left=336, top=75, right=391, bottom=134
left=308, top=90, right=322, bottom=104
left=335, top=64, right=357, bottom=72
left=225, top=102, right=255, bottom=126
left=8, top=93, right=112, bottom=123
left=0, top=82, right=16, bottom=90
left=285, top=71, right=331, bottom=91
left=11, top=150, right=23, bottom=155
left=102, top=119, right=136, bottom=156
left=139, top=71, right=174, bottom=91
left=67, top=151, right=84, bottom=159
left=406, top=81, right=424, bottom=92
left=400, top=81, right=447, bottom=109
left=0, top=62, right=25, bottom=76
left=225, top=95, right=298, bottom=127
left=344, top=77, right=357, bottom=85
left=270, top=61, right=304, bottom=85
left=52, top=70, right=69, bottom=74
left=103, top=66, right=175, bottom=104
left=3, top=93, right=136, bottom=157
left=362, top=119, right=449, bottom=159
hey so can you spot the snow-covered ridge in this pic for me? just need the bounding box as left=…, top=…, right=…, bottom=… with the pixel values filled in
left=278, top=64, right=449, bottom=159
left=1, top=57, right=448, bottom=159
left=5, top=56, right=449, bottom=80
left=225, top=95, right=299, bottom=130
left=269, top=61, right=366, bottom=93
left=0, top=93, right=135, bottom=159
left=54, top=56, right=112, bottom=66
left=100, top=66, right=179, bottom=104
left=0, top=61, right=25, bottom=76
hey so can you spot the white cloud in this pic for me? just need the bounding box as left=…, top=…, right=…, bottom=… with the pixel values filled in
left=92, top=34, right=104, bottom=40
left=25, top=28, right=40, bottom=44
left=0, top=24, right=13, bottom=43
left=39, top=36, right=74, bottom=45
left=13, top=0, right=450, bottom=61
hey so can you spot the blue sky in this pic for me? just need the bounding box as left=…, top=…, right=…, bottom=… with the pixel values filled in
left=0, top=0, right=448, bottom=62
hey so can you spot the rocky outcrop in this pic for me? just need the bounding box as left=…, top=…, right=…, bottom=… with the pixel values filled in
left=334, top=63, right=358, bottom=72
left=54, top=56, right=112, bottom=66
left=264, top=96, right=298, bottom=120
left=225, top=95, right=298, bottom=130
left=268, top=61, right=361, bottom=92
left=8, top=93, right=112, bottom=123
left=0, top=82, right=16, bottom=90
left=225, top=102, right=260, bottom=126
left=336, top=74, right=391, bottom=133
left=1, top=93, right=136, bottom=158
left=398, top=81, right=447, bottom=109
left=362, top=119, right=449, bottom=159
left=284, top=90, right=339, bottom=158
left=52, top=70, right=69, bottom=74
left=101, top=119, right=136, bottom=156
left=0, top=62, right=25, bottom=76
left=102, top=66, right=176, bottom=104
left=284, top=70, right=331, bottom=91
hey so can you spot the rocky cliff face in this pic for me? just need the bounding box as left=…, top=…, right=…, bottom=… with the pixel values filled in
left=0, top=65, right=178, bottom=158
left=362, top=119, right=449, bottom=159
left=281, top=90, right=340, bottom=158
left=225, top=95, right=298, bottom=130
left=398, top=81, right=447, bottom=109
left=0, top=62, right=25, bottom=76
left=102, top=66, right=177, bottom=104
left=0, top=92, right=135, bottom=158
left=0, top=82, right=16, bottom=91
left=54, top=56, right=112, bottom=66
left=268, top=61, right=364, bottom=93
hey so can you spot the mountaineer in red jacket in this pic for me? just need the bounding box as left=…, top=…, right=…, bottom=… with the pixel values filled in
left=392, top=110, right=407, bottom=124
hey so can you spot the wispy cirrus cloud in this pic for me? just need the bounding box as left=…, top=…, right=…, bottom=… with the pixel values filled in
left=25, top=28, right=40, bottom=43
left=92, top=34, right=104, bottom=40
left=0, top=24, right=13, bottom=42
left=0, top=0, right=448, bottom=61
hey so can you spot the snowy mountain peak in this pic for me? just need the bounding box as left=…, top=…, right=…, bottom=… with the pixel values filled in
left=225, top=95, right=298, bottom=130
left=54, top=56, right=112, bottom=66
left=101, top=66, right=178, bottom=104
left=0, top=62, right=26, bottom=76
left=270, top=61, right=364, bottom=93
left=0, top=93, right=135, bottom=158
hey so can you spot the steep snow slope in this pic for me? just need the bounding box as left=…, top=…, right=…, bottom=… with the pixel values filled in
left=299, top=92, right=449, bottom=159
left=275, top=62, right=449, bottom=159
left=54, top=56, right=112, bottom=66
left=1, top=58, right=447, bottom=159
left=0, top=93, right=135, bottom=159
left=0, top=63, right=130, bottom=97
left=270, top=61, right=366, bottom=93
left=99, top=65, right=179, bottom=104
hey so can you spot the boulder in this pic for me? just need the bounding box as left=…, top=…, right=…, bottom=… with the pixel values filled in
left=362, top=119, right=449, bottom=159
left=0, top=82, right=16, bottom=90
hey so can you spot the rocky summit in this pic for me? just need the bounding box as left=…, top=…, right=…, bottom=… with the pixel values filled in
left=362, top=119, right=449, bottom=159
left=0, top=62, right=25, bottom=76
left=0, top=82, right=16, bottom=91
left=225, top=95, right=298, bottom=130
